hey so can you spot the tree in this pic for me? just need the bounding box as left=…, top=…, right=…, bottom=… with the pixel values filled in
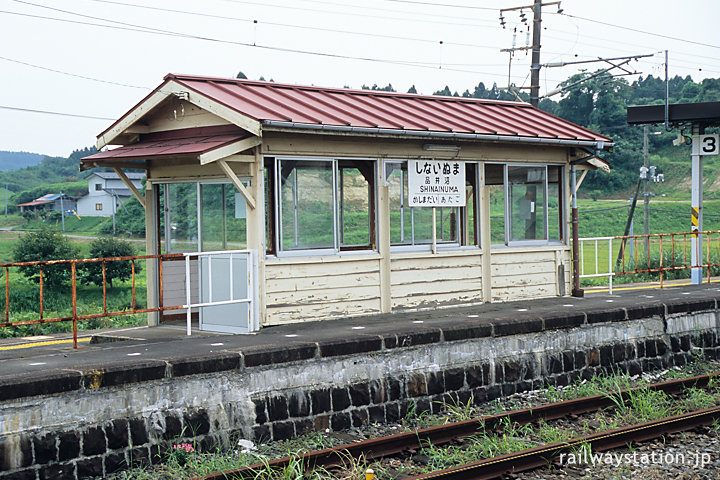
left=82, top=237, right=140, bottom=288
left=13, top=227, right=80, bottom=289
left=407, top=85, right=417, bottom=94
left=236, top=71, right=247, bottom=79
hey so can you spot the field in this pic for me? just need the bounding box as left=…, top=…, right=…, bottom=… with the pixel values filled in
left=1, top=195, right=717, bottom=336
left=0, top=229, right=148, bottom=338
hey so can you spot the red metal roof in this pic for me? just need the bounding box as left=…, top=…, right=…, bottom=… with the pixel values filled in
left=85, top=125, right=248, bottom=163
left=17, top=199, right=51, bottom=207
left=97, top=74, right=612, bottom=147
left=169, top=74, right=611, bottom=143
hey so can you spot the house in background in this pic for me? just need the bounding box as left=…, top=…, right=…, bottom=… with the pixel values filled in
left=17, top=193, right=76, bottom=214
left=76, top=172, right=144, bottom=217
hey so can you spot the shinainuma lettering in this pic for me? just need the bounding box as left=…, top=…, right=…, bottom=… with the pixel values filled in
left=419, top=185, right=460, bottom=193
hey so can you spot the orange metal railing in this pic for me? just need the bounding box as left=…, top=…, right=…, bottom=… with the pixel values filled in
left=579, top=230, right=720, bottom=291
left=1, top=253, right=183, bottom=348
left=615, top=230, right=720, bottom=286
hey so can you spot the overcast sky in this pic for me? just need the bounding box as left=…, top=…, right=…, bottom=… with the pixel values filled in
left=1, top=0, right=718, bottom=157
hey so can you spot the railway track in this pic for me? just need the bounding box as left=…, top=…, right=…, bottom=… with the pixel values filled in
left=190, top=373, right=720, bottom=480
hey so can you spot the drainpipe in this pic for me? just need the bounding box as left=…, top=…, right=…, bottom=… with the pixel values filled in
left=571, top=165, right=583, bottom=297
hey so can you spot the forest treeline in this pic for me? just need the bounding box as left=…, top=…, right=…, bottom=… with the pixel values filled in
left=4, top=71, right=720, bottom=212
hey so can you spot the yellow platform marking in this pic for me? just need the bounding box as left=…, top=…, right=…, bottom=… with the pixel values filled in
left=0, top=337, right=91, bottom=351
left=587, top=280, right=708, bottom=294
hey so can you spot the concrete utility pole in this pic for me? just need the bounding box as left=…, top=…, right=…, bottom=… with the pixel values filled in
left=500, top=1, right=561, bottom=107
left=529, top=0, right=542, bottom=107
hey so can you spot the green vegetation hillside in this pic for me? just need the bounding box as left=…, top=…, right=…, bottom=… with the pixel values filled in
left=0, top=151, right=43, bottom=171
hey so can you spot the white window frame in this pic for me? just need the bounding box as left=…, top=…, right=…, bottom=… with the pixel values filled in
left=161, top=178, right=250, bottom=254
left=488, top=162, right=566, bottom=248
left=384, top=159, right=466, bottom=253
left=273, top=156, right=377, bottom=257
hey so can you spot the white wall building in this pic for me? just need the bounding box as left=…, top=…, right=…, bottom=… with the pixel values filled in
left=76, top=172, right=144, bottom=217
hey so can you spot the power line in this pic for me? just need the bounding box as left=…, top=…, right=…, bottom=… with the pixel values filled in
left=85, top=0, right=498, bottom=50
left=385, top=0, right=497, bottom=10
left=0, top=105, right=114, bottom=121
left=0, top=9, right=517, bottom=79
left=215, top=0, right=495, bottom=27
left=555, top=12, right=720, bottom=50
left=0, top=55, right=149, bottom=89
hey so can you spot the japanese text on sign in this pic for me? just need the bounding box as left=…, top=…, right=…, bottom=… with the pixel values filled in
left=407, top=160, right=466, bottom=207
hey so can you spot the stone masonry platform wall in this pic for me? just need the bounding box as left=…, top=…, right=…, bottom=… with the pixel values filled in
left=2, top=296, right=720, bottom=479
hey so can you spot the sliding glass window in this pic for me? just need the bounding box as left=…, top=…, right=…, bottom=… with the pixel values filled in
left=270, top=157, right=375, bottom=255
left=485, top=163, right=564, bottom=247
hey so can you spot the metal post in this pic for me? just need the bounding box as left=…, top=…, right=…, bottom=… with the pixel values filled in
left=529, top=0, right=542, bottom=107
left=571, top=165, right=583, bottom=297
left=643, top=126, right=650, bottom=256
left=431, top=207, right=437, bottom=254
left=691, top=123, right=704, bottom=284
left=60, top=192, right=65, bottom=232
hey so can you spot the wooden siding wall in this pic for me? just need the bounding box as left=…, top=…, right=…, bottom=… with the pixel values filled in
left=490, top=247, right=570, bottom=302
left=390, top=251, right=484, bottom=311
left=264, top=256, right=382, bottom=325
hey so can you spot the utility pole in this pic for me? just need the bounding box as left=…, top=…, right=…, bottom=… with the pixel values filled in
left=529, top=0, right=542, bottom=107
left=59, top=192, right=66, bottom=232
left=499, top=1, right=561, bottom=107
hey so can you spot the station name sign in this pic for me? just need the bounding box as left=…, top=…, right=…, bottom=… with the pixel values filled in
left=407, top=160, right=465, bottom=207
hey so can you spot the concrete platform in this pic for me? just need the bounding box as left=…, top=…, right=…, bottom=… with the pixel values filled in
left=1, top=282, right=719, bottom=382
left=3, top=283, right=720, bottom=480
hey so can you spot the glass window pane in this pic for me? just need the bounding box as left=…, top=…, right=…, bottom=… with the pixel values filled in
left=485, top=164, right=506, bottom=245
left=340, top=167, right=371, bottom=248
left=548, top=166, right=562, bottom=242
left=508, top=166, right=546, bottom=242
left=436, top=207, right=459, bottom=243
left=201, top=184, right=225, bottom=251
left=279, top=160, right=334, bottom=250
left=226, top=188, right=247, bottom=250
left=167, top=183, right=198, bottom=252
left=412, top=207, right=434, bottom=244
left=388, top=164, right=411, bottom=245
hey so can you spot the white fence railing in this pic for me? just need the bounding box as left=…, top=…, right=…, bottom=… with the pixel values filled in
left=578, top=236, right=615, bottom=293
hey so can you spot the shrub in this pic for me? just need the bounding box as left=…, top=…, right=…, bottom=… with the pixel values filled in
left=82, top=237, right=140, bottom=287
left=12, top=227, right=80, bottom=289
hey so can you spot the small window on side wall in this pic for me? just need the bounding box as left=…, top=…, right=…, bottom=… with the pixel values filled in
left=485, top=163, right=564, bottom=246
left=386, top=161, right=465, bottom=247
left=267, top=157, right=375, bottom=255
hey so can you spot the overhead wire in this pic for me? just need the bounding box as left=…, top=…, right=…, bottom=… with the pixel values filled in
left=85, top=0, right=499, bottom=50
left=0, top=9, right=516, bottom=78
left=554, top=12, right=720, bottom=50
left=0, top=55, right=150, bottom=89
left=0, top=105, right=115, bottom=121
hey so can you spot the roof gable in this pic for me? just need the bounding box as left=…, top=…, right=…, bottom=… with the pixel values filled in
left=167, top=74, right=611, bottom=145
left=96, top=73, right=612, bottom=149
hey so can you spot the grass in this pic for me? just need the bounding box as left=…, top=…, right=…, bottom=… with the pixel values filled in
left=109, top=358, right=720, bottom=479
left=0, top=230, right=149, bottom=338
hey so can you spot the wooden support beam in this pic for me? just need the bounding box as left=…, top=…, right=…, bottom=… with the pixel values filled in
left=217, top=159, right=256, bottom=210
left=97, top=88, right=171, bottom=149
left=186, top=88, right=262, bottom=137
left=199, top=137, right=262, bottom=165
left=112, top=167, right=146, bottom=208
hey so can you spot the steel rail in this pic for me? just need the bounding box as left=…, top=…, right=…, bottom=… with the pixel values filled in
left=189, top=373, right=719, bottom=480
left=405, top=405, right=720, bottom=479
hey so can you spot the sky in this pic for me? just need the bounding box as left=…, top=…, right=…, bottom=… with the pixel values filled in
left=1, top=0, right=719, bottom=157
